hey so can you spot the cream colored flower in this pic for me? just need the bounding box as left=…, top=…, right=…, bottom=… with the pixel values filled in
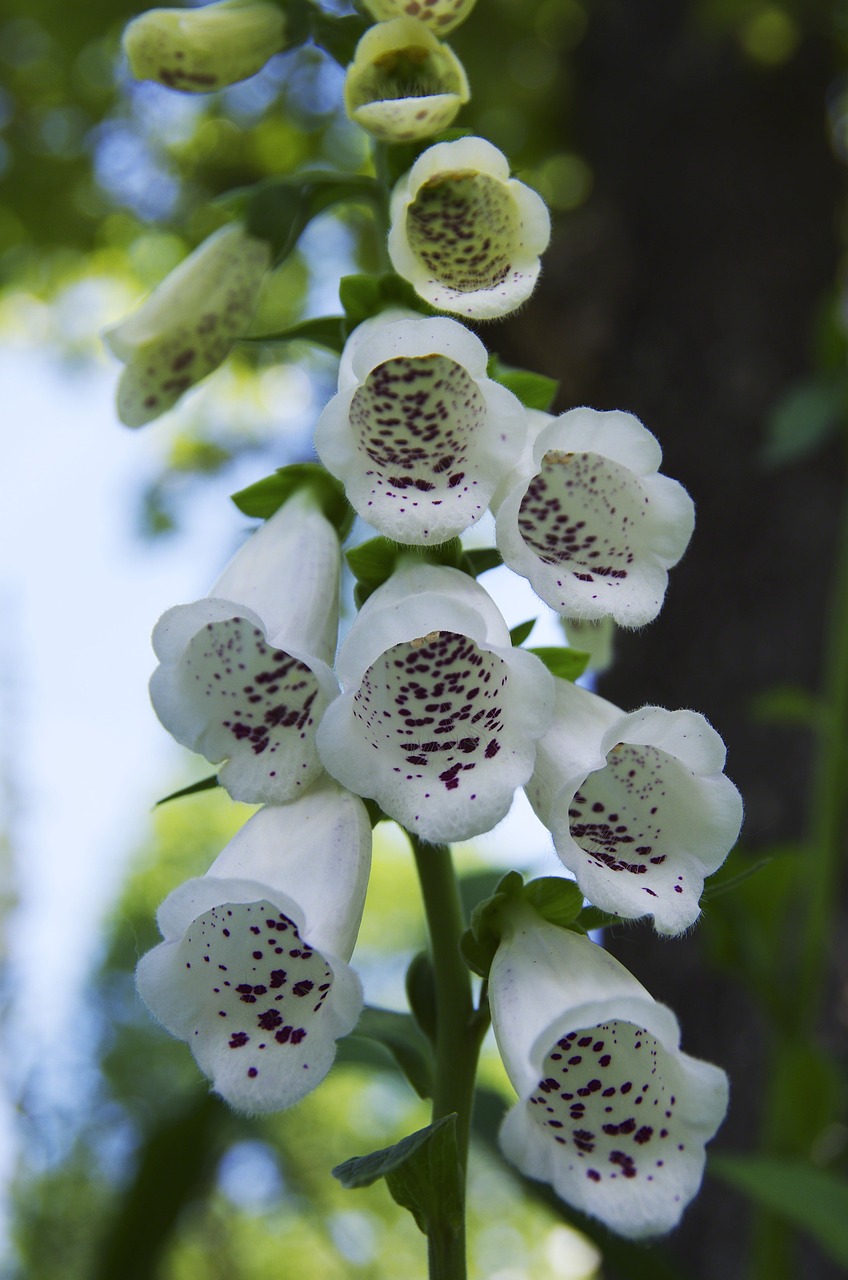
left=363, top=0, right=478, bottom=36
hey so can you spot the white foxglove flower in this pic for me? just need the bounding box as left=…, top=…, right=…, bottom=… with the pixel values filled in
left=494, top=408, right=695, bottom=626
left=150, top=492, right=340, bottom=804
left=315, top=315, right=527, bottom=544
left=526, top=681, right=744, bottom=936
left=104, top=224, right=269, bottom=427
left=316, top=563, right=554, bottom=842
left=489, top=911, right=728, bottom=1238
left=123, top=0, right=287, bottom=93
left=388, top=137, right=551, bottom=320
left=344, top=18, right=470, bottom=144
left=363, top=0, right=477, bottom=35
left=136, top=786, right=371, bottom=1114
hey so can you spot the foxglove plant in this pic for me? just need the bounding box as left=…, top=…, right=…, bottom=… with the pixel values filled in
left=150, top=491, right=340, bottom=804
left=315, top=313, right=528, bottom=543
left=137, top=786, right=371, bottom=1112
left=107, top=1, right=746, bottom=1273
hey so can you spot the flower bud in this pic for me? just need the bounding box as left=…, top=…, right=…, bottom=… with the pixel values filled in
left=344, top=18, right=469, bottom=144
left=123, top=0, right=288, bottom=93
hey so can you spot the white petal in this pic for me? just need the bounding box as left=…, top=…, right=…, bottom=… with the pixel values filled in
left=489, top=917, right=728, bottom=1238
left=544, top=705, right=743, bottom=935
left=316, top=565, right=554, bottom=841
left=525, top=679, right=620, bottom=829
left=136, top=794, right=370, bottom=1114
left=316, top=317, right=527, bottom=543
left=495, top=408, right=695, bottom=627
left=388, top=137, right=551, bottom=320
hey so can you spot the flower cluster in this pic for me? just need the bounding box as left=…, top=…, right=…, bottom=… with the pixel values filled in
left=120, top=0, right=742, bottom=1249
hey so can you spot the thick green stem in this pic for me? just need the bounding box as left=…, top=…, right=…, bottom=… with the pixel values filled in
left=408, top=834, right=489, bottom=1280
left=372, top=141, right=393, bottom=272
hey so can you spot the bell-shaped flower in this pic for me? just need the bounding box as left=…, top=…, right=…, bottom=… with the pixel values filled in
left=388, top=137, right=551, bottom=320
left=494, top=408, right=695, bottom=627
left=316, top=563, right=554, bottom=842
left=150, top=491, right=341, bottom=805
left=104, top=223, right=270, bottom=427
left=136, top=785, right=371, bottom=1114
left=526, top=680, right=744, bottom=936
left=344, top=18, right=470, bottom=144
left=123, top=0, right=288, bottom=93
left=489, top=909, right=728, bottom=1238
left=315, top=314, right=528, bottom=544
left=363, top=0, right=478, bottom=35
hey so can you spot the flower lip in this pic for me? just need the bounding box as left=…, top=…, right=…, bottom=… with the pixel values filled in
left=316, top=564, right=554, bottom=842
left=388, top=137, right=551, bottom=320
left=494, top=407, right=695, bottom=626
left=315, top=315, right=528, bottom=544
left=344, top=18, right=470, bottom=144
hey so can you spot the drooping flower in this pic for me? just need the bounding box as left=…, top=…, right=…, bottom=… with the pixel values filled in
left=344, top=18, right=470, bottom=144
left=388, top=137, right=551, bottom=320
left=362, top=0, right=478, bottom=35
left=150, top=491, right=340, bottom=804
left=526, top=680, right=744, bottom=936
left=488, top=909, right=728, bottom=1238
left=104, top=223, right=270, bottom=427
left=136, top=786, right=371, bottom=1113
left=316, top=563, right=554, bottom=842
left=315, top=314, right=528, bottom=544
left=494, top=408, right=695, bottom=627
left=123, top=0, right=289, bottom=93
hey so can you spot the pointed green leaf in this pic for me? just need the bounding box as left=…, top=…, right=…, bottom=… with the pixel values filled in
left=462, top=547, right=502, bottom=577
left=309, top=9, right=369, bottom=66
left=529, top=646, right=591, bottom=682
left=247, top=315, right=347, bottom=353
left=231, top=462, right=354, bottom=539
left=711, top=1156, right=848, bottom=1267
left=333, top=1115, right=461, bottom=1238
left=405, top=952, right=437, bottom=1044
left=339, top=271, right=432, bottom=326
left=347, top=1006, right=434, bottom=1099
left=346, top=536, right=464, bottom=603
left=155, top=775, right=219, bottom=807
left=247, top=174, right=379, bottom=264
left=509, top=619, right=536, bottom=647
left=487, top=355, right=559, bottom=412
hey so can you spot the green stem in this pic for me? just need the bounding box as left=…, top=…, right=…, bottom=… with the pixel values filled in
left=372, top=140, right=393, bottom=272
left=408, top=833, right=489, bottom=1280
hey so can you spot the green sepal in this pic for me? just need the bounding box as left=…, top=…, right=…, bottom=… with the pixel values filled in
left=509, top=618, right=536, bottom=647
left=487, top=354, right=559, bottom=412
left=346, top=536, right=465, bottom=606
left=247, top=314, right=347, bottom=354
left=574, top=904, right=627, bottom=934
left=345, top=1006, right=434, bottom=1100
left=461, top=547, right=502, bottom=577
left=333, top=1115, right=462, bottom=1237
left=155, top=774, right=220, bottom=806
left=523, top=876, right=584, bottom=930
left=308, top=9, right=369, bottom=67
left=461, top=871, right=585, bottom=978
left=528, top=646, right=591, bottom=682
left=363, top=797, right=389, bottom=828
left=246, top=173, right=380, bottom=265
left=405, top=951, right=437, bottom=1043
left=339, top=271, right=435, bottom=327
left=231, top=462, right=354, bottom=540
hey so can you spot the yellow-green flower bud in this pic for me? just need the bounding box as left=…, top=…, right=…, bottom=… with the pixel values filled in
left=344, top=17, right=469, bottom=143
left=363, top=0, right=478, bottom=37
left=123, top=0, right=287, bottom=93
left=104, top=224, right=270, bottom=427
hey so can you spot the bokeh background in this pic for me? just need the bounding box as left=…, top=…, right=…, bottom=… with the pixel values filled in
left=1, top=0, right=847, bottom=1277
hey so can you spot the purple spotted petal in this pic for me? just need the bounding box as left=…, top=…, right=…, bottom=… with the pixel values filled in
left=315, top=316, right=527, bottom=544
left=316, top=564, right=554, bottom=841
left=489, top=916, right=728, bottom=1239
left=495, top=408, right=695, bottom=626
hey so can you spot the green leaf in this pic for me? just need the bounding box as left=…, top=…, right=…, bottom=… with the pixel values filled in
left=346, top=536, right=464, bottom=604
left=509, top=619, right=536, bottom=646
left=529, top=646, right=590, bottom=681
left=523, top=877, right=584, bottom=929
left=458, top=869, right=507, bottom=924
left=309, top=9, right=369, bottom=66
left=405, top=952, right=437, bottom=1043
left=333, top=1116, right=462, bottom=1236
left=247, top=174, right=379, bottom=264
left=461, top=547, right=502, bottom=577
left=575, top=904, right=629, bottom=933
left=155, top=775, right=219, bottom=807
left=461, top=871, right=524, bottom=978
left=348, top=1006, right=434, bottom=1099
left=339, top=271, right=432, bottom=326
left=247, top=314, right=347, bottom=354
left=761, top=374, right=847, bottom=467
left=487, top=355, right=559, bottom=412
left=711, top=1156, right=848, bottom=1267
left=231, top=462, right=354, bottom=539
